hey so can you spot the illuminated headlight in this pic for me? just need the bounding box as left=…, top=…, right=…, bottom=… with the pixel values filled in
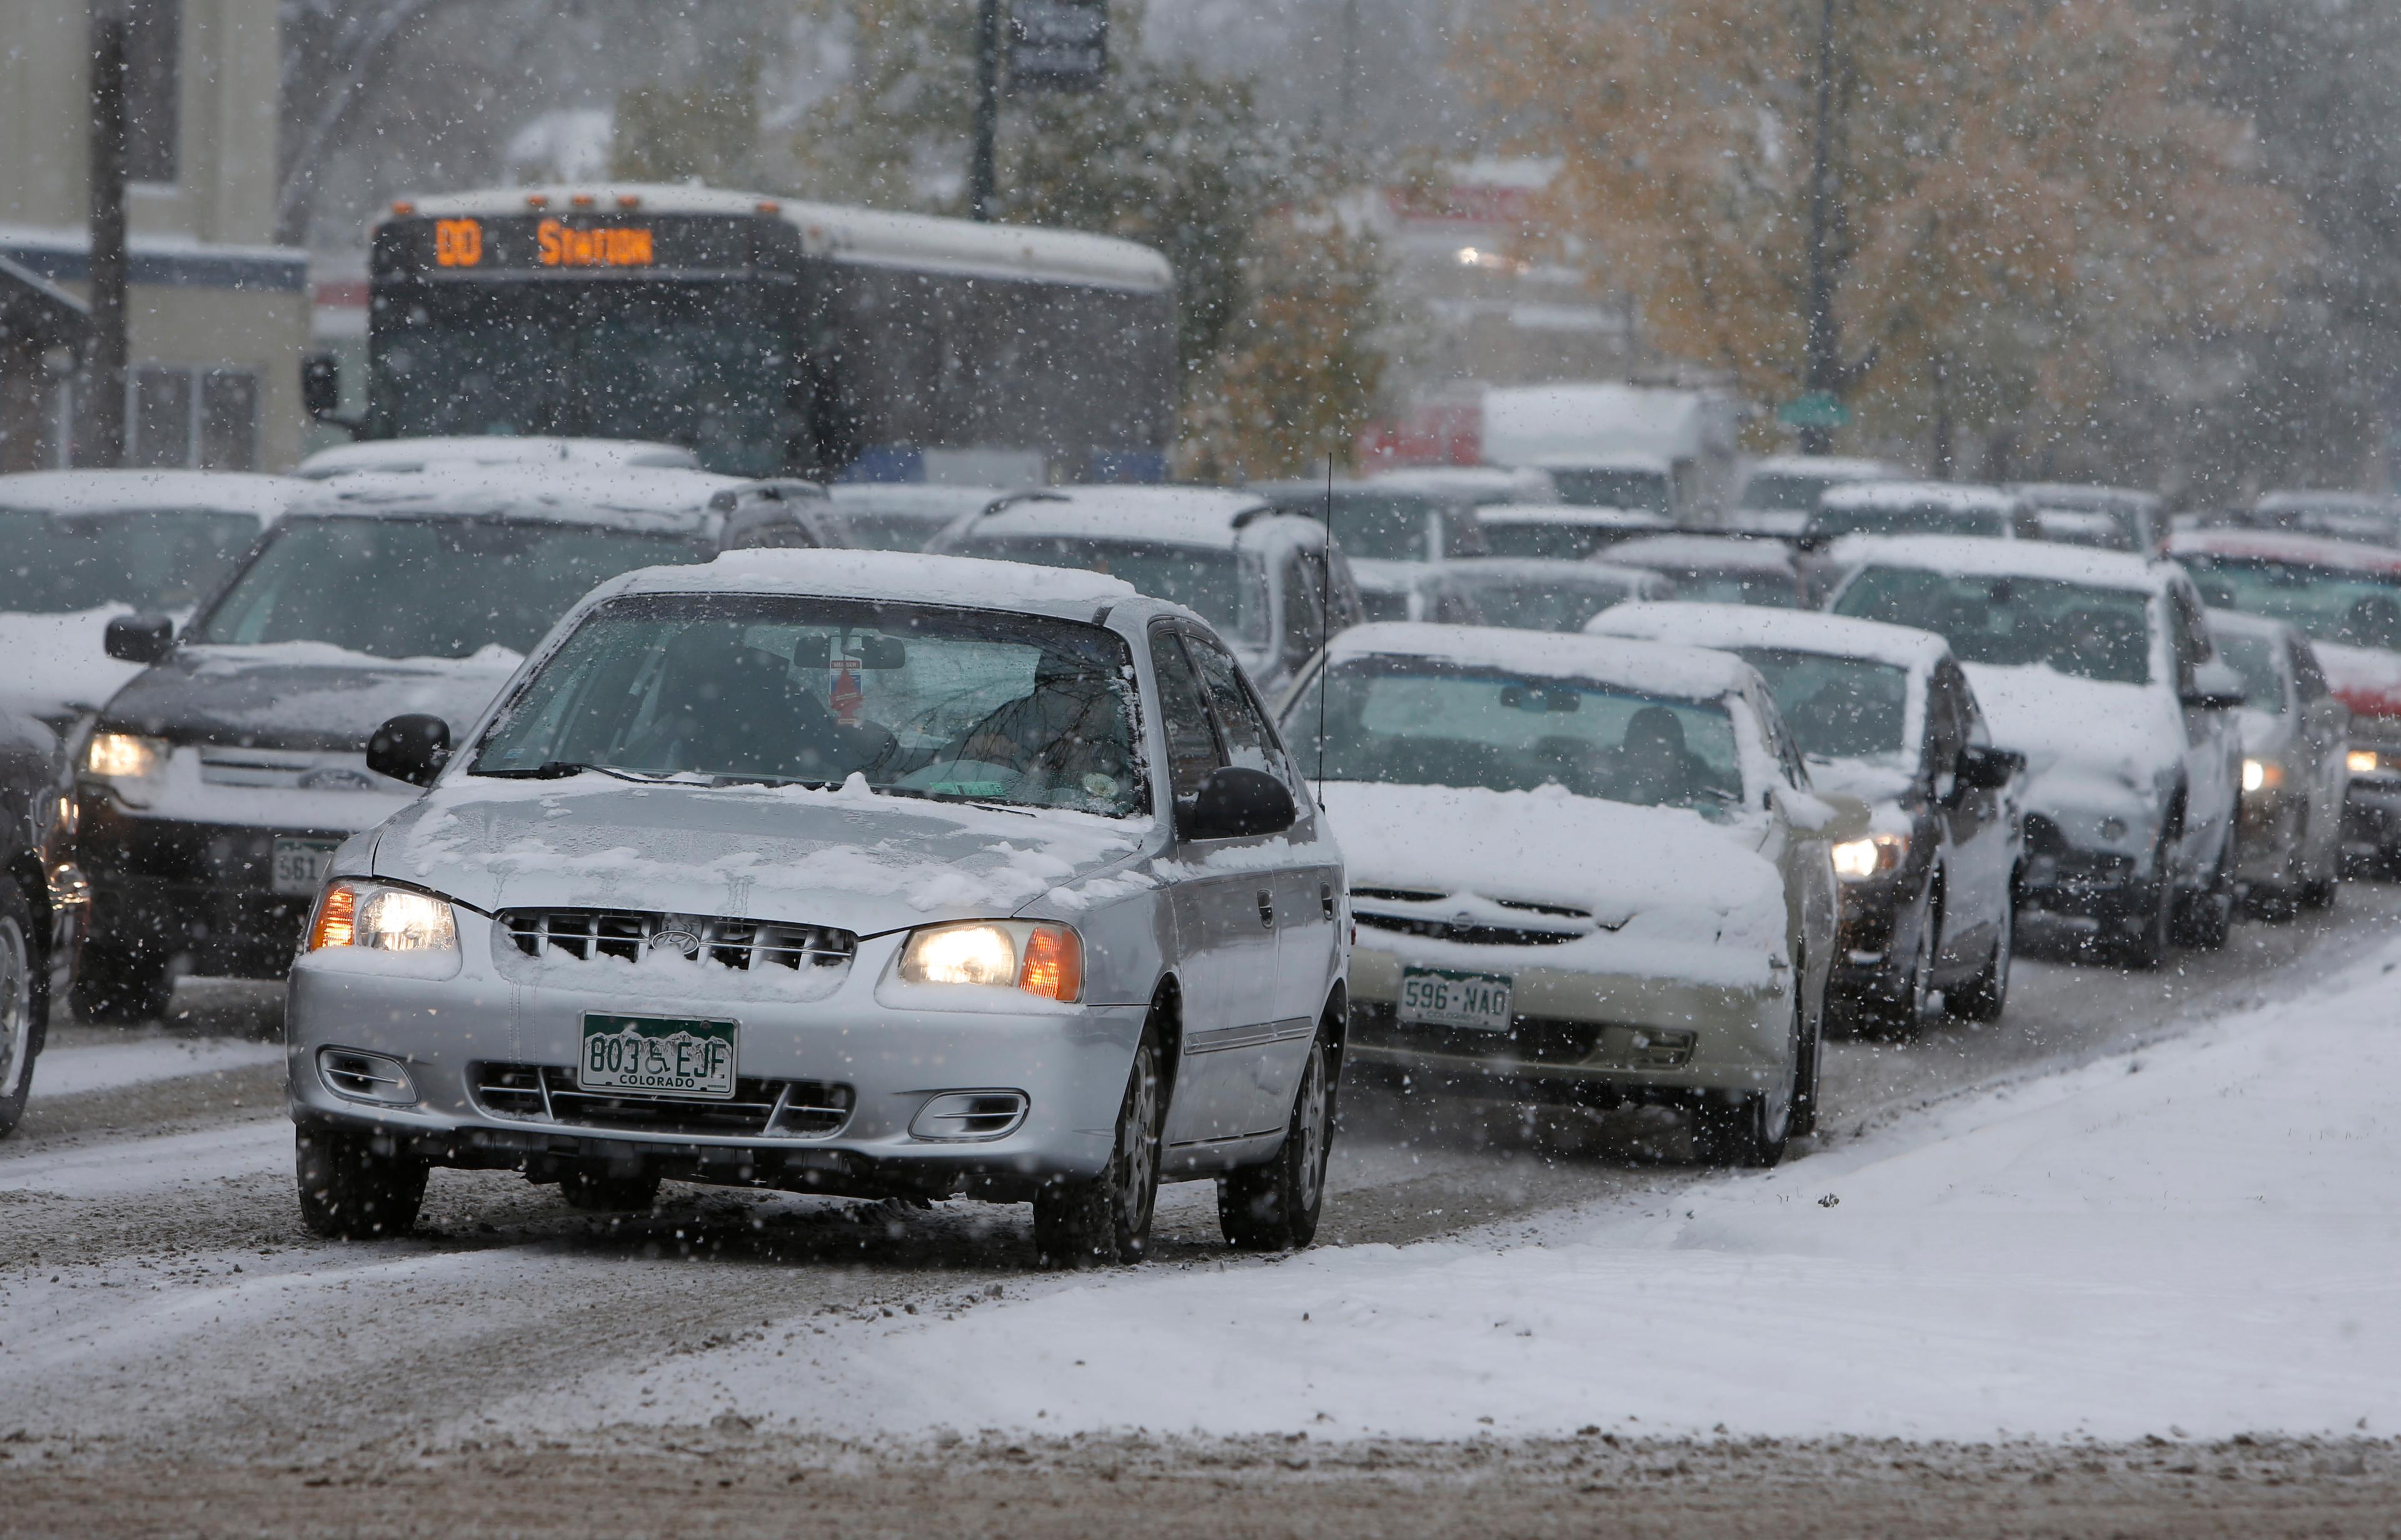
left=2242, top=758, right=2284, bottom=795
left=898, top=921, right=1082, bottom=1002
left=1831, top=833, right=1907, bottom=881
left=2350, top=749, right=2383, bottom=776
left=306, top=880, right=458, bottom=953
left=84, top=732, right=169, bottom=807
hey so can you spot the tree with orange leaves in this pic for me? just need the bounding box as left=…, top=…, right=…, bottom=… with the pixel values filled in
left=1467, top=0, right=2306, bottom=475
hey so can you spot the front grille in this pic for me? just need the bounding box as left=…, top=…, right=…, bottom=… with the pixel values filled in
left=470, top=1062, right=854, bottom=1137
left=1351, top=1003, right=1603, bottom=1064
left=1356, top=913, right=1584, bottom=947
left=498, top=908, right=855, bottom=972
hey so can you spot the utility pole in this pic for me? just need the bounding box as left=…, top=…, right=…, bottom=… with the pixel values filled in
left=1338, top=0, right=1361, bottom=161
left=84, top=4, right=132, bottom=468
left=1799, top=0, right=1839, bottom=457
left=969, top=0, right=1002, bottom=222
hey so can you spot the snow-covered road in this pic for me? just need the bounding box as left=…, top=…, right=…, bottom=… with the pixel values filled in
left=4, top=886, right=2398, bottom=1464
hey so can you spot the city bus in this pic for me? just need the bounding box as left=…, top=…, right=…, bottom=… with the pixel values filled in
left=328, top=184, right=1177, bottom=483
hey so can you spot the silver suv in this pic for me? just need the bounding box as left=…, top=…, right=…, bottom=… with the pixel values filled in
left=284, top=550, right=1348, bottom=1267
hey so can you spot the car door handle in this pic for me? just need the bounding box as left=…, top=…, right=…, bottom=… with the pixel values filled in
left=1257, top=889, right=1276, bottom=929
left=1320, top=881, right=1336, bottom=920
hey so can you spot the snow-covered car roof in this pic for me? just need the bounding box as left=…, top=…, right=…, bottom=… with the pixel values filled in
left=1584, top=600, right=1951, bottom=675
left=1525, top=450, right=1674, bottom=475
left=1743, top=455, right=1904, bottom=482
left=600, top=548, right=1139, bottom=625
left=2013, top=482, right=2162, bottom=513
left=0, top=468, right=299, bottom=518
left=945, top=486, right=1299, bottom=551
left=1817, top=480, right=2023, bottom=514
left=826, top=484, right=1017, bottom=516
left=1327, top=621, right=1760, bottom=702
left=2033, top=509, right=2133, bottom=548
left=1441, top=557, right=1666, bottom=593
left=393, top=184, right=1174, bottom=293
left=278, top=464, right=747, bottom=532
left=1605, top=533, right=1799, bottom=573
left=1826, top=534, right=2175, bottom=594
left=2168, top=528, right=2401, bottom=575
left=1473, top=501, right=1672, bottom=531
left=294, top=436, right=702, bottom=479
left=1366, top=466, right=1559, bottom=503
left=2203, top=606, right=2303, bottom=649
left=1348, top=559, right=1470, bottom=596
left=2253, top=489, right=2401, bottom=515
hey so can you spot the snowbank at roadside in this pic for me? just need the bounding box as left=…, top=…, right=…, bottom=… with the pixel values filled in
left=31, top=1035, right=282, bottom=1100
left=496, top=937, right=2401, bottom=1446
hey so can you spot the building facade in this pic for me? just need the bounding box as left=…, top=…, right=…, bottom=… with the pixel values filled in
left=0, top=0, right=309, bottom=472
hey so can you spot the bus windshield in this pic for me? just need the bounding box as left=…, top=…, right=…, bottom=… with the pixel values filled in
left=371, top=283, right=787, bottom=476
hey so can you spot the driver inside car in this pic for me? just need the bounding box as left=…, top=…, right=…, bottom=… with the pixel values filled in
left=622, top=626, right=888, bottom=780
left=940, top=652, right=1136, bottom=802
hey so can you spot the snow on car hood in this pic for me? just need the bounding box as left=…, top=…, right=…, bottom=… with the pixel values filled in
left=99, top=642, right=524, bottom=753
left=1318, top=780, right=1788, bottom=984
left=373, top=773, right=1152, bottom=937
left=0, top=606, right=152, bottom=724
left=1960, top=663, right=2176, bottom=812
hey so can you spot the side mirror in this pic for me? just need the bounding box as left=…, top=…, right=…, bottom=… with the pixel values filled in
left=1179, top=765, right=1297, bottom=842
left=366, top=713, right=451, bottom=788
left=104, top=613, right=174, bottom=665
left=2182, top=660, right=2248, bottom=713
left=1955, top=744, right=2024, bottom=792
left=301, top=352, right=341, bottom=420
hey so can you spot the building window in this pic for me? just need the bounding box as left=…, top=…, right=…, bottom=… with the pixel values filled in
left=123, top=365, right=258, bottom=470
left=123, top=0, right=181, bottom=185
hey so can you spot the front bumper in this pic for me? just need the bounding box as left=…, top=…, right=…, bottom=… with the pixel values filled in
left=2343, top=776, right=2401, bottom=862
left=79, top=801, right=355, bottom=978
left=1341, top=935, right=1791, bottom=1106
left=284, top=917, right=1149, bottom=1200
left=2237, top=788, right=2307, bottom=887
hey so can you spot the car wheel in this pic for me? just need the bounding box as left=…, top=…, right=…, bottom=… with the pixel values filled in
left=1219, top=1024, right=1337, bottom=1252
left=2301, top=872, right=2339, bottom=912
left=1950, top=883, right=2013, bottom=1023
left=2173, top=827, right=2236, bottom=952
left=73, top=943, right=170, bottom=1026
left=295, top=1127, right=428, bottom=1240
left=2114, top=832, right=2177, bottom=972
left=1692, top=995, right=1798, bottom=1169
left=1033, top=1011, right=1165, bottom=1269
left=0, top=886, right=43, bottom=1139
left=559, top=1166, right=662, bottom=1214
left=1790, top=962, right=1826, bottom=1139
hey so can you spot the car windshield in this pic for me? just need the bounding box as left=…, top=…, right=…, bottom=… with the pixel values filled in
left=1284, top=655, right=1743, bottom=812
left=2182, top=556, right=2401, bottom=653
left=1651, top=566, right=1798, bottom=608
left=949, top=534, right=1267, bottom=645
left=1481, top=521, right=1623, bottom=561
left=196, top=516, right=709, bottom=659
left=1731, top=648, right=1912, bottom=760
left=0, top=506, right=263, bottom=614
left=472, top=593, right=1144, bottom=816
left=1809, top=504, right=2010, bottom=540
left=1452, top=576, right=1638, bottom=633
left=2214, top=633, right=2286, bottom=713
left=1549, top=468, right=1671, bottom=513
left=1741, top=472, right=1845, bottom=511
left=828, top=511, right=954, bottom=551
left=1834, top=566, right=2155, bottom=685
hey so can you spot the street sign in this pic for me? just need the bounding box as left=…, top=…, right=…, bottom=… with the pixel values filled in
left=1010, top=0, right=1108, bottom=92
left=1777, top=391, right=1851, bottom=430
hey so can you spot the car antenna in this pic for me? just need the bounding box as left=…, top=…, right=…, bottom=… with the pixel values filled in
left=1317, top=451, right=1335, bottom=807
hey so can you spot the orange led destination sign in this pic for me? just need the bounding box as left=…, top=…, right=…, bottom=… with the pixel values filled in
left=433, top=218, right=482, bottom=267
left=538, top=218, right=655, bottom=268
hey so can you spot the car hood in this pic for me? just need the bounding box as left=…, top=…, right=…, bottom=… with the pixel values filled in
left=1319, top=780, right=1788, bottom=980
left=1961, top=663, right=2178, bottom=810
left=99, top=642, right=525, bottom=753
left=2317, top=642, right=2401, bottom=727
left=1803, top=752, right=1918, bottom=810
left=371, top=774, right=1155, bottom=937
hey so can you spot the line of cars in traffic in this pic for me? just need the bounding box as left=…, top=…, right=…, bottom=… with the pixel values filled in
left=1, top=443, right=2393, bottom=1273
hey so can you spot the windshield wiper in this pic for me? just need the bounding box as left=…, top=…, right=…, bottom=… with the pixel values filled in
left=470, top=762, right=669, bottom=784
left=877, top=785, right=1037, bottom=816
left=706, top=773, right=835, bottom=790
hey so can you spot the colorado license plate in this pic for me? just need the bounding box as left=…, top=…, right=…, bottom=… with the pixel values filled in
left=271, top=837, right=341, bottom=896
left=577, top=1015, right=739, bottom=1099
left=1399, top=967, right=1514, bottom=1033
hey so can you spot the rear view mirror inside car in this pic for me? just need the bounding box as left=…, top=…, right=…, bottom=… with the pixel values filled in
left=857, top=635, right=908, bottom=669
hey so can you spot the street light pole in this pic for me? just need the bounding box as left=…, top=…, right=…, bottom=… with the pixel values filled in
left=84, top=5, right=132, bottom=468
left=1800, top=0, right=1839, bottom=457
left=969, top=0, right=1001, bottom=222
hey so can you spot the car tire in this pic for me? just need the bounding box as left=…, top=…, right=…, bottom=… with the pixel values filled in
left=73, top=944, right=170, bottom=1026
left=2301, top=873, right=2339, bottom=912
left=2115, top=828, right=2178, bottom=972
left=1790, top=964, right=1826, bottom=1139
left=0, top=885, right=44, bottom=1139
left=1219, top=1023, right=1336, bottom=1252
left=1033, top=1012, right=1165, bottom=1269
left=1692, top=994, right=1799, bottom=1169
left=1950, top=883, right=2013, bottom=1023
left=559, top=1166, right=662, bottom=1214
left=295, top=1127, right=428, bottom=1240
left=2173, top=827, right=2236, bottom=952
